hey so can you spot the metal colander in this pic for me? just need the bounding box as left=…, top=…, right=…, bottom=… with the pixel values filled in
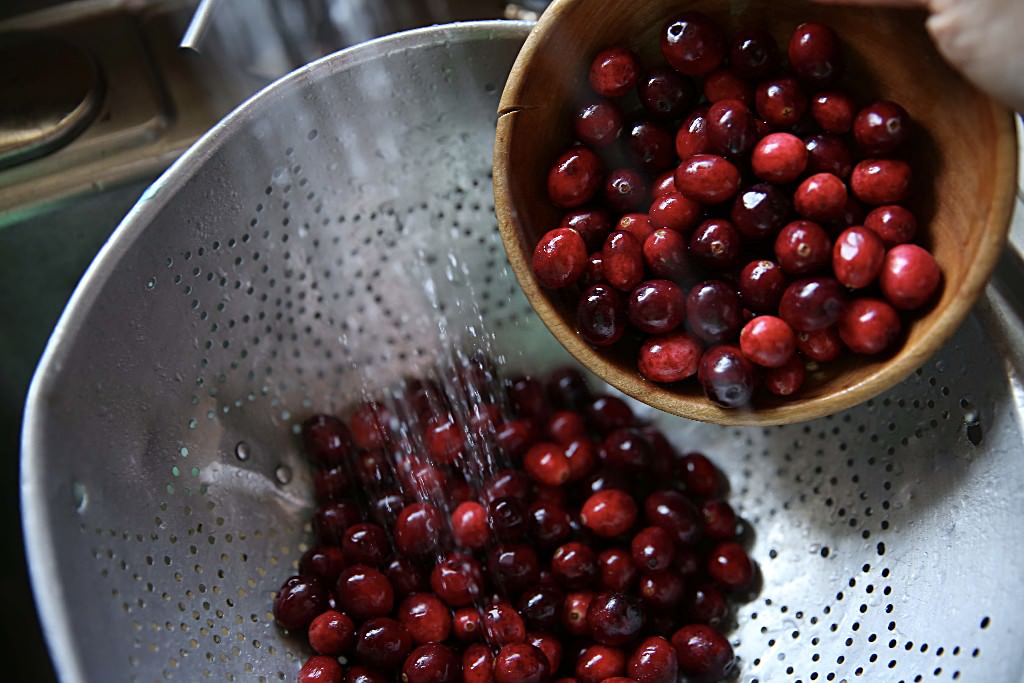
left=21, top=20, right=1024, bottom=683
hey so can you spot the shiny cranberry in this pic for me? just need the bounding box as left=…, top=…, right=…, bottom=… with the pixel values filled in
left=517, top=586, right=564, bottom=632
left=755, top=77, right=807, bottom=128
left=532, top=227, right=588, bottom=289
left=342, top=523, right=389, bottom=566
left=639, top=67, right=695, bottom=119
left=462, top=645, right=493, bottom=683
left=587, top=592, right=646, bottom=646
left=685, top=280, right=742, bottom=344
left=575, top=100, right=624, bottom=148
left=602, top=428, right=653, bottom=472
left=794, top=173, right=848, bottom=223
left=505, top=375, right=546, bottom=422
left=731, top=184, right=791, bottom=240
left=548, top=148, right=603, bottom=208
left=851, top=159, right=911, bottom=205
left=752, top=132, right=807, bottom=184
left=688, top=219, right=741, bottom=270
left=597, top=548, right=639, bottom=592
left=700, top=499, right=738, bottom=540
left=763, top=354, right=806, bottom=396
left=529, top=501, right=573, bottom=547
left=348, top=402, right=389, bottom=450
left=602, top=231, right=645, bottom=292
left=627, top=121, right=676, bottom=173
left=495, top=420, right=535, bottom=459
left=562, top=209, right=613, bottom=252
left=674, top=154, right=740, bottom=204
left=356, top=617, right=413, bottom=672
left=312, top=465, right=350, bottom=503
left=564, top=439, right=598, bottom=482
left=730, top=28, right=779, bottom=79
left=483, top=600, right=527, bottom=646
left=488, top=497, right=528, bottom=541
left=671, top=624, right=735, bottom=679
left=273, top=575, right=328, bottom=631
left=617, top=213, right=656, bottom=244
left=484, top=469, right=532, bottom=503
left=811, top=91, right=855, bottom=133
left=581, top=254, right=606, bottom=288
left=833, top=226, right=884, bottom=288
left=522, top=443, right=569, bottom=486
left=853, top=100, right=910, bottom=155
left=431, top=552, right=484, bottom=607
left=583, top=469, right=633, bottom=500
left=577, top=644, right=627, bottom=683
left=453, top=608, right=483, bottom=643
left=313, top=501, right=362, bottom=545
left=638, top=571, right=685, bottom=611
left=608, top=168, right=651, bottom=213
left=643, top=229, right=693, bottom=284
left=547, top=367, right=591, bottom=410
left=581, top=490, right=638, bottom=537
left=450, top=501, right=488, bottom=550
left=396, top=594, right=451, bottom=646
left=355, top=450, right=395, bottom=489
left=401, top=643, right=459, bottom=683
left=386, top=557, right=427, bottom=598
left=864, top=205, right=917, bottom=246
left=563, top=590, right=595, bottom=636
left=299, top=546, right=345, bottom=584
left=739, top=315, right=796, bottom=368
left=631, top=526, right=675, bottom=572
left=675, top=107, right=710, bottom=159
left=739, top=260, right=787, bottom=313
left=796, top=326, right=843, bottom=362
left=708, top=541, right=754, bottom=590
left=590, top=47, right=639, bottom=98
left=653, top=170, right=677, bottom=197
left=649, top=192, right=701, bottom=233
left=880, top=244, right=941, bottom=310
left=698, top=345, right=756, bottom=408
left=299, top=656, right=343, bottom=683
left=804, top=133, right=853, bottom=179
left=638, top=332, right=703, bottom=383
left=627, top=280, right=685, bottom=334
left=528, top=632, right=562, bottom=672
left=703, top=69, right=753, bottom=106
left=397, top=458, right=446, bottom=499
left=788, top=21, right=844, bottom=85
left=683, top=582, right=729, bottom=627
left=628, top=636, right=679, bottom=683
left=839, top=298, right=902, bottom=354
left=681, top=453, right=722, bottom=498
left=488, top=544, right=541, bottom=595
left=661, top=11, right=724, bottom=75
left=395, top=503, right=446, bottom=557
left=586, top=395, right=634, bottom=433
left=336, top=565, right=394, bottom=620
left=644, top=489, right=701, bottom=545
left=494, top=643, right=550, bottom=683
left=779, top=276, right=847, bottom=332
left=347, top=666, right=389, bottom=683
left=301, top=415, right=352, bottom=467
left=577, top=284, right=627, bottom=347
left=706, top=99, right=757, bottom=157
left=551, top=541, right=599, bottom=589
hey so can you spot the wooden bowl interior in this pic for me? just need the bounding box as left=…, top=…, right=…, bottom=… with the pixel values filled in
left=495, top=0, right=1015, bottom=425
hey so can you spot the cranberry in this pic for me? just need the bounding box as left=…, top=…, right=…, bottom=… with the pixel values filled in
left=804, top=133, right=853, bottom=179
left=564, top=591, right=595, bottom=636
left=488, top=497, right=528, bottom=541
left=273, top=575, right=328, bottom=631
left=299, top=547, right=345, bottom=584
left=627, top=121, right=676, bottom=173
left=528, top=632, right=562, bottom=672
left=347, top=666, right=389, bottom=683
left=779, top=276, right=848, bottom=332
left=649, top=192, right=701, bottom=233
left=671, top=624, right=735, bottom=679
left=518, top=587, right=564, bottom=631
left=628, top=636, right=679, bottom=683
left=564, top=439, right=598, bottom=482
left=751, top=132, right=807, bottom=184
left=833, top=226, right=885, bottom=288
left=356, top=617, right=413, bottom=672
left=395, top=503, right=446, bottom=557
left=653, top=170, right=678, bottom=197
left=577, top=284, right=627, bottom=347
left=401, top=643, right=459, bottom=683
left=675, top=107, right=710, bottom=159
left=342, top=523, right=390, bottom=566
left=488, top=544, right=541, bottom=595
left=581, top=254, right=606, bottom=288
left=839, top=298, right=902, bottom=354
left=552, top=541, right=599, bottom=589
left=833, top=195, right=867, bottom=231
left=687, top=582, right=730, bottom=626
left=313, top=466, right=350, bottom=502
left=674, top=154, right=740, bottom=204
left=788, top=21, right=844, bottom=85
left=631, top=526, right=675, bottom=572
left=590, top=47, right=639, bottom=98
left=730, top=29, right=779, bottom=80
left=562, top=208, right=613, bottom=252
left=494, top=643, right=550, bottom=683
left=299, top=656, right=343, bottom=683
left=638, top=571, right=685, bottom=610
left=674, top=546, right=702, bottom=578
left=638, top=67, right=695, bottom=120
left=661, top=12, right=725, bottom=76
left=450, top=501, right=488, bottom=550
left=387, top=557, right=428, bottom=598
left=688, top=218, right=741, bottom=270
left=313, top=501, right=362, bottom=545
left=739, top=260, right=787, bottom=313
left=606, top=168, right=650, bottom=213
left=431, top=552, right=484, bottom=607
left=740, top=315, right=796, bottom=368
left=575, top=100, right=624, bottom=148
left=547, top=367, right=592, bottom=411
left=627, top=280, right=686, bottom=334
left=763, top=354, right=806, bottom=396
left=355, top=450, right=395, bottom=489
left=703, top=69, right=753, bottom=106
left=755, top=77, right=807, bottom=128
left=639, top=332, right=702, bottom=383
left=685, top=280, right=742, bottom=344
left=463, top=643, right=493, bottom=683
left=587, top=591, right=646, bottom=646
left=348, top=402, right=390, bottom=450
left=532, top=227, right=588, bottom=290
left=700, top=499, right=738, bottom=540
left=709, top=541, right=754, bottom=590
left=337, top=565, right=394, bottom=620
left=706, top=99, right=757, bottom=157
left=601, top=428, right=651, bottom=472
left=507, top=375, right=548, bottom=421
left=864, top=205, right=917, bottom=246
left=880, top=244, right=941, bottom=310
left=617, top=213, right=656, bottom=244
left=795, top=173, right=847, bottom=222
left=854, top=100, right=910, bottom=155
left=548, top=147, right=603, bottom=209
left=577, top=644, right=627, bottom=683
left=453, top=608, right=483, bottom=643
left=396, top=595, right=450, bottom=647
left=851, top=159, right=911, bottom=205
left=796, top=326, right=844, bottom=362
left=602, top=231, right=645, bottom=292
left=698, top=345, right=756, bottom=408
left=495, top=420, right=536, bottom=459
left=528, top=498, right=573, bottom=546
left=644, top=490, right=702, bottom=545
left=301, top=414, right=352, bottom=467
left=397, top=458, right=446, bottom=499
left=481, top=600, right=527, bottom=646
left=586, top=395, right=634, bottom=433
left=643, top=229, right=693, bottom=284
left=581, top=490, right=638, bottom=537
left=521, top=443, right=569, bottom=486
left=812, top=91, right=855, bottom=133
left=598, top=548, right=639, bottom=592
left=680, top=453, right=721, bottom=498
left=731, top=184, right=791, bottom=240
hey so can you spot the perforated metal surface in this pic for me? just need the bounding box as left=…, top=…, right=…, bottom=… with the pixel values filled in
left=22, top=21, right=1024, bottom=683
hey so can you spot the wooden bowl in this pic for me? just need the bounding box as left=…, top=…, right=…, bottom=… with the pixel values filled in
left=494, top=0, right=1018, bottom=425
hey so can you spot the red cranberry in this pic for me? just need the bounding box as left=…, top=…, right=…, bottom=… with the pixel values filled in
left=562, top=208, right=613, bottom=252
left=508, top=375, right=549, bottom=421
left=484, top=470, right=531, bottom=504
left=355, top=450, right=395, bottom=489
left=653, top=170, right=678, bottom=197
left=851, top=159, right=911, bottom=205
left=763, top=355, right=806, bottom=396
left=688, top=219, right=741, bottom=270
left=548, top=147, right=603, bottom=208
left=348, top=666, right=391, bottom=683
left=552, top=541, right=599, bottom=589
left=402, top=643, right=459, bottom=683
left=674, top=154, right=740, bottom=204
left=686, top=280, right=742, bottom=344
left=628, top=280, right=686, bottom=334
left=564, top=439, right=598, bottom=482
left=638, top=571, right=685, bottom=610
left=495, top=420, right=535, bottom=459
left=588, top=592, right=646, bottom=646
left=313, top=501, right=362, bottom=545
left=639, top=332, right=702, bottom=383
left=755, top=77, right=807, bottom=128
left=854, top=100, right=910, bottom=155
left=812, top=91, right=855, bottom=133
left=581, top=254, right=606, bottom=288
left=606, top=168, right=650, bottom=213
left=644, top=490, right=702, bottom=545
left=398, top=593, right=452, bottom=645
left=703, top=69, right=753, bottom=106
left=395, top=503, right=446, bottom=557
left=631, top=526, right=675, bottom=572
left=671, top=624, right=735, bottom=679
left=740, top=315, right=796, bottom=368
left=529, top=632, right=562, bottom=672
left=739, top=260, right=787, bottom=313
left=431, top=552, right=484, bottom=607
left=586, top=395, right=634, bottom=433
left=779, top=276, right=848, bottom=332
left=387, top=557, right=428, bottom=598
left=577, top=644, right=627, bottom=683
left=880, top=244, right=941, bottom=310
left=643, top=229, right=693, bottom=284
left=564, top=591, right=595, bottom=636
left=483, top=600, right=527, bottom=646
left=602, top=231, right=645, bottom=292
left=832, top=195, right=866, bottom=231
left=730, top=28, right=779, bottom=80
left=451, top=501, right=488, bottom=549
left=731, top=184, right=792, bottom=240
left=532, top=227, right=588, bottom=289
left=839, top=298, right=902, bottom=354
left=577, top=284, right=627, bottom=347
left=788, top=21, right=844, bottom=86
left=675, top=107, right=710, bottom=159
left=708, top=541, right=754, bottom=590
left=688, top=582, right=730, bottom=627
left=706, top=99, right=757, bottom=157
left=639, top=67, right=695, bottom=120
left=680, top=453, right=721, bottom=498
left=523, top=443, right=570, bottom=486
left=547, top=367, right=592, bottom=411
left=598, top=548, right=639, bottom=592
left=463, top=644, right=493, bottom=683
left=356, top=617, right=414, bottom=672
left=602, top=428, right=652, bottom=472
left=337, top=565, right=394, bottom=620
left=864, top=205, right=917, bottom=246
left=804, top=133, right=853, bottom=179
left=349, top=401, right=391, bottom=450
left=397, top=458, right=446, bottom=498
left=701, top=499, right=738, bottom=540
left=343, top=523, right=389, bottom=566
left=752, top=132, right=807, bottom=184
left=582, top=490, right=638, bottom=537
left=488, top=497, right=528, bottom=541
left=494, top=643, right=550, bottom=683
left=794, top=173, right=848, bottom=222
left=313, top=466, right=350, bottom=502
left=833, top=226, right=885, bottom=288
left=488, top=544, right=541, bottom=595
left=617, top=213, right=656, bottom=244
left=590, top=47, right=639, bottom=98
left=299, top=656, right=343, bottom=683
left=661, top=12, right=725, bottom=76
left=519, top=587, right=564, bottom=631
left=273, top=575, right=328, bottom=631
left=627, top=121, right=676, bottom=173
left=453, top=608, right=483, bottom=643
left=575, top=100, right=624, bottom=148
left=628, top=636, right=679, bottom=683
left=796, top=326, right=843, bottom=362
left=698, top=345, right=757, bottom=408
left=299, top=547, right=345, bottom=585
left=649, top=192, right=701, bottom=233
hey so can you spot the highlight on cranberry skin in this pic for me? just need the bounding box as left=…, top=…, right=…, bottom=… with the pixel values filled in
left=531, top=227, right=588, bottom=289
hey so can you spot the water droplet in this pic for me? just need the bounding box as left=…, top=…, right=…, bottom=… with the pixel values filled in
left=146, top=277, right=156, bottom=290
left=235, top=442, right=250, bottom=461
left=274, top=465, right=292, bottom=485
left=72, top=480, right=87, bottom=512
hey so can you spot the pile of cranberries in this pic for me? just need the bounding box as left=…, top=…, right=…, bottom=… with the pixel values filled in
left=530, top=13, right=942, bottom=408
left=274, top=361, right=755, bottom=683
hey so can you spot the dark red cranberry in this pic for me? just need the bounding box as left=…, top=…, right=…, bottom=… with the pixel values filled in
left=643, top=229, right=693, bottom=284
left=674, top=154, right=740, bottom=204
left=703, top=69, right=753, bottom=106
left=507, top=375, right=548, bottom=421
left=674, top=546, right=702, bottom=579
left=564, top=438, right=598, bottom=482
left=685, top=280, right=742, bottom=344
left=590, top=47, right=640, bottom=98
left=880, top=244, right=941, bottom=310
left=675, top=107, right=710, bottom=159
left=731, top=184, right=791, bottom=240
left=529, top=500, right=574, bottom=547
left=788, top=22, right=844, bottom=86
left=779, top=276, right=848, bottom=332
left=581, top=490, right=638, bottom=537
left=649, top=191, right=701, bottom=233
left=794, top=173, right=848, bottom=222
left=698, top=345, right=757, bottom=408
left=488, top=544, right=541, bottom=595
left=617, top=213, right=656, bottom=244
left=832, top=195, right=866, bottom=231
left=804, top=133, right=853, bottom=179
left=638, top=571, right=685, bottom=610
left=273, top=575, right=328, bottom=631
left=299, top=656, right=343, bottom=683
left=851, top=159, right=911, bottom=205
left=680, top=453, right=721, bottom=498
left=864, top=205, right=917, bottom=247
left=598, top=548, right=639, bottom=592
left=313, top=465, right=350, bottom=503
left=775, top=220, right=832, bottom=275
left=302, top=414, right=352, bottom=467
left=833, top=226, right=885, bottom=288
left=639, top=67, right=695, bottom=120
left=355, top=450, right=395, bottom=489
left=854, top=100, right=910, bottom=155
left=577, top=644, right=627, bottom=683
left=552, top=541, right=599, bottom=589
left=577, top=284, right=627, bottom=347
left=706, top=99, right=757, bottom=157
left=581, top=253, right=606, bottom=288
left=403, top=378, right=446, bottom=421
left=587, top=592, right=646, bottom=646
left=654, top=170, right=677, bottom=197
left=386, top=557, right=428, bottom=598
left=563, top=591, right=595, bottom=636
left=739, top=315, right=796, bottom=368
left=627, top=121, right=676, bottom=173
left=483, top=600, right=527, bottom=646
left=631, top=526, right=675, bottom=572
left=453, top=608, right=483, bottom=643
left=701, top=499, right=738, bottom=540
left=628, top=279, right=686, bottom=334
left=639, top=332, right=703, bottom=384
left=483, top=469, right=532, bottom=503
left=349, top=401, right=391, bottom=450
left=395, top=503, right=446, bottom=557
left=547, top=367, right=592, bottom=411
left=763, top=354, right=806, bottom=396
left=839, top=298, right=902, bottom=354
left=562, top=208, right=613, bottom=251
left=488, top=497, right=528, bottom=541
left=451, top=501, right=488, bottom=550
left=548, top=148, right=603, bottom=208
left=688, top=219, right=741, bottom=270
left=356, top=617, right=413, bottom=672
left=796, top=326, right=843, bottom=362
left=644, top=490, right=702, bottom=545
left=583, top=468, right=633, bottom=499
left=752, top=132, right=807, bottom=184
left=739, top=260, right=787, bottom=313
left=586, top=395, right=634, bottom=433
left=342, top=523, right=389, bottom=566
left=602, top=231, right=645, bottom=292
left=671, top=624, right=735, bottom=679
left=812, top=91, right=855, bottom=133
left=708, top=541, right=754, bottom=590
left=336, top=565, right=394, bottom=620
left=519, top=587, right=564, bottom=631
left=532, top=227, right=588, bottom=290
left=347, top=666, right=389, bottom=683
left=730, top=28, right=779, bottom=80
left=495, top=420, right=535, bottom=459
left=463, top=643, right=492, bottom=683
left=402, top=643, right=459, bottom=683
left=687, top=582, right=730, bottom=627
left=494, top=643, right=550, bottom=683
left=431, top=552, right=484, bottom=607
left=528, top=632, right=562, bottom=672
left=755, top=77, right=807, bottom=128
left=313, top=501, right=363, bottom=545
left=399, top=593, right=452, bottom=645
left=628, top=636, right=679, bottom=683
left=661, top=12, right=725, bottom=76
left=299, top=546, right=345, bottom=584
left=397, top=458, right=446, bottom=499
left=603, top=428, right=653, bottom=473
left=575, top=100, right=624, bottom=148
left=605, top=168, right=650, bottom=213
